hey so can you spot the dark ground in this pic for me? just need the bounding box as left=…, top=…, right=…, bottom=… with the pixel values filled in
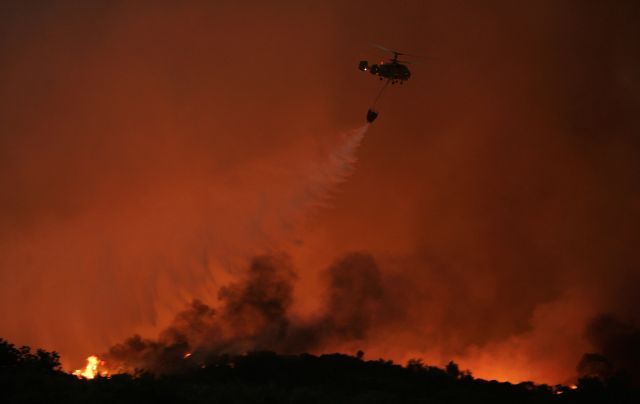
left=1, top=338, right=636, bottom=404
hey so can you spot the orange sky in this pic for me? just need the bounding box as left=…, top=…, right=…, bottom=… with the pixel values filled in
left=1, top=1, right=639, bottom=385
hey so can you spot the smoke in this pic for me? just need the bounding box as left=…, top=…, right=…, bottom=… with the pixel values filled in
left=104, top=251, right=388, bottom=374
left=577, top=353, right=614, bottom=381
left=578, top=314, right=640, bottom=385
left=321, top=252, right=384, bottom=340
left=96, top=121, right=371, bottom=373
left=94, top=123, right=370, bottom=373
left=2, top=1, right=640, bottom=387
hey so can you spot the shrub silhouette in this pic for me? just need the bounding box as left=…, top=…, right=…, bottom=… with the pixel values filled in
left=1, top=337, right=637, bottom=403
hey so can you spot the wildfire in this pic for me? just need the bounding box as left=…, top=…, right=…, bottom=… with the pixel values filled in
left=554, top=384, right=579, bottom=395
left=73, top=355, right=108, bottom=379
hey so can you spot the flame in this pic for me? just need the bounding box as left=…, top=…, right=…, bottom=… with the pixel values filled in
left=183, top=352, right=192, bottom=359
left=73, top=355, right=106, bottom=379
left=554, top=384, right=579, bottom=395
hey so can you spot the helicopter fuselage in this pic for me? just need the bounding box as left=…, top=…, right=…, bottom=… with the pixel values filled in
left=358, top=60, right=411, bottom=82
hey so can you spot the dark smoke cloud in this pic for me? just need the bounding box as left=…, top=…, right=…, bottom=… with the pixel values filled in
left=105, top=252, right=390, bottom=373
left=322, top=252, right=385, bottom=340
left=2, top=0, right=640, bottom=386
left=578, top=314, right=640, bottom=385
left=577, top=353, right=614, bottom=381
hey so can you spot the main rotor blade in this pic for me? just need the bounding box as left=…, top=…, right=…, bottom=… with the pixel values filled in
left=371, top=43, right=394, bottom=53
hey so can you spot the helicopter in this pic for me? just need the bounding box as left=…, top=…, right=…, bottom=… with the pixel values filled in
left=358, top=44, right=412, bottom=85
left=360, top=45, right=413, bottom=123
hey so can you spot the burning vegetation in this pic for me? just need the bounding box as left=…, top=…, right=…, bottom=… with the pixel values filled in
left=2, top=337, right=637, bottom=403
left=64, top=252, right=640, bottom=402
left=2, top=250, right=639, bottom=401
left=73, top=355, right=108, bottom=379
left=99, top=252, right=388, bottom=374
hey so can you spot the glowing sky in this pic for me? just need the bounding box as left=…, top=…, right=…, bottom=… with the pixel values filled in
left=1, top=1, right=639, bottom=385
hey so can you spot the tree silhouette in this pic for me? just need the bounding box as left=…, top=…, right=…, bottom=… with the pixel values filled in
left=0, top=337, right=637, bottom=403
left=446, top=361, right=460, bottom=379
left=0, top=338, right=60, bottom=371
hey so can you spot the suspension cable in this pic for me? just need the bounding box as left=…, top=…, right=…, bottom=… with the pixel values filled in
left=371, top=79, right=390, bottom=109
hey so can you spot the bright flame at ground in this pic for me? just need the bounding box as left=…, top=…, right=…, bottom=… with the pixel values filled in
left=73, top=355, right=106, bottom=379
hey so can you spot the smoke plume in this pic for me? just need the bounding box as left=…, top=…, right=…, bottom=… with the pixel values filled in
left=578, top=314, right=640, bottom=385
left=104, top=252, right=388, bottom=374
left=2, top=1, right=640, bottom=386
